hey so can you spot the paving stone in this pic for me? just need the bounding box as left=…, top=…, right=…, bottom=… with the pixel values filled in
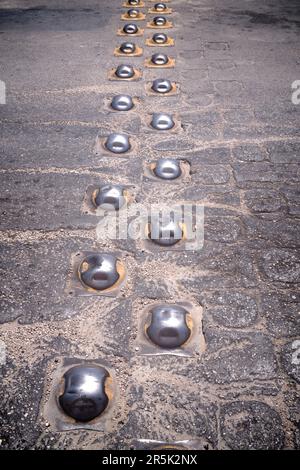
left=0, top=239, right=116, bottom=324
left=281, top=341, right=300, bottom=383
left=243, top=189, right=286, bottom=213
left=122, top=378, right=218, bottom=446
left=204, top=217, right=242, bottom=243
left=280, top=186, right=300, bottom=216
left=0, top=359, right=46, bottom=449
left=213, top=80, right=243, bottom=99
left=261, top=291, right=300, bottom=338
left=182, top=111, right=221, bottom=127
left=190, top=165, right=231, bottom=185
left=189, top=126, right=221, bottom=141
left=223, top=108, right=255, bottom=125
left=186, top=146, right=231, bottom=165
left=3, top=93, right=108, bottom=122
left=134, top=278, right=170, bottom=300
left=181, top=68, right=209, bottom=82
left=284, top=390, right=300, bottom=427
left=96, top=299, right=132, bottom=359
left=205, top=41, right=230, bottom=51
left=151, top=138, right=195, bottom=152
left=233, top=162, right=300, bottom=187
left=204, top=290, right=259, bottom=328
left=266, top=141, right=300, bottom=164
left=259, top=249, right=300, bottom=283
left=200, top=330, right=277, bottom=384
left=0, top=173, right=101, bottom=230
left=232, top=144, right=266, bottom=162
left=181, top=186, right=240, bottom=206
left=255, top=104, right=300, bottom=127
left=208, top=61, right=238, bottom=81
left=183, top=93, right=215, bottom=108
left=0, top=122, right=143, bottom=172
left=220, top=401, right=285, bottom=449
left=243, top=216, right=300, bottom=248
left=226, top=123, right=300, bottom=140
left=180, top=244, right=258, bottom=289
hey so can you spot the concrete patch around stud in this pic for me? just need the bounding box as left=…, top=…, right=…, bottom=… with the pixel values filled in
left=134, top=300, right=205, bottom=357
left=145, top=80, right=178, bottom=96
left=146, top=19, right=173, bottom=29
left=81, top=184, right=134, bottom=216
left=121, top=12, right=146, bottom=21
left=143, top=158, right=190, bottom=184
left=117, top=26, right=144, bottom=36
left=66, top=251, right=126, bottom=297
left=108, top=67, right=142, bottom=81
left=114, top=44, right=143, bottom=57
left=43, top=358, right=118, bottom=432
left=145, top=36, right=174, bottom=47
left=144, top=56, right=175, bottom=68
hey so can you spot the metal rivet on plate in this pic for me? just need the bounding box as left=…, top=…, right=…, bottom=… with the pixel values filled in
left=153, top=16, right=167, bottom=26
left=152, top=32, right=168, bottom=44
left=147, top=305, right=191, bottom=348
left=128, top=0, right=140, bottom=5
left=119, top=41, right=136, bottom=54
left=154, top=2, right=167, bottom=12
left=127, top=8, right=139, bottom=18
left=79, top=253, right=120, bottom=290
left=59, top=365, right=109, bottom=422
left=105, top=133, right=131, bottom=153
left=94, top=185, right=126, bottom=211
left=115, top=64, right=135, bottom=78
left=149, top=214, right=183, bottom=246
left=123, top=23, right=138, bottom=34
left=151, top=112, right=175, bottom=130
left=153, top=158, right=182, bottom=180
left=151, top=52, right=169, bottom=65
left=151, top=78, right=172, bottom=94
left=111, top=94, right=134, bottom=111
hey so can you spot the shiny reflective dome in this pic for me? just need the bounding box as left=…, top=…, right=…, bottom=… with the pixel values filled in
left=147, top=305, right=191, bottom=348
left=59, top=365, right=109, bottom=422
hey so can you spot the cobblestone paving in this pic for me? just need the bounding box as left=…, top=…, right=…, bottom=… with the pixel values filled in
left=0, top=0, right=299, bottom=450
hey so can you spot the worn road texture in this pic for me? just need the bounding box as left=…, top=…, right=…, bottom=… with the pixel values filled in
left=0, top=0, right=299, bottom=450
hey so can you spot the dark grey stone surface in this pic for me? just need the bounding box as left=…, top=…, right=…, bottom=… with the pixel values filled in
left=0, top=0, right=299, bottom=451
left=204, top=290, right=259, bottom=328
left=260, top=291, right=300, bottom=338
left=200, top=330, right=277, bottom=384
left=220, top=401, right=285, bottom=449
